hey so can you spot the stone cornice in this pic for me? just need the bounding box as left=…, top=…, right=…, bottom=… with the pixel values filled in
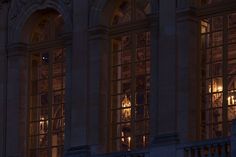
left=151, top=132, right=180, bottom=146
left=198, top=0, right=236, bottom=17
left=7, top=42, right=28, bottom=57
left=88, top=25, right=109, bottom=40
left=66, top=145, right=90, bottom=156
left=89, top=25, right=109, bottom=36
left=61, top=32, right=72, bottom=46
left=176, top=7, right=198, bottom=23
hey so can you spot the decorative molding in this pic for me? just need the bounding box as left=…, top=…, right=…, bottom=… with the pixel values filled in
left=176, top=7, right=198, bottom=23
left=9, top=0, right=27, bottom=20
left=9, top=0, right=71, bottom=20
left=61, top=32, right=72, bottom=46
left=7, top=42, right=28, bottom=57
left=7, top=0, right=73, bottom=44
left=88, top=25, right=109, bottom=40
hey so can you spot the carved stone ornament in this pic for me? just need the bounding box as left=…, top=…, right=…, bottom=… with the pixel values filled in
left=9, top=0, right=71, bottom=19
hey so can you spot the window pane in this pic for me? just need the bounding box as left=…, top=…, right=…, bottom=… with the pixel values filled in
left=110, top=23, right=150, bottom=151
left=212, top=62, right=222, bottom=76
left=228, top=44, right=236, bottom=59
left=228, top=28, right=236, bottom=43
left=228, top=13, right=236, bottom=28
left=212, top=31, right=223, bottom=46
left=212, top=16, right=223, bottom=31
left=52, top=147, right=63, bottom=157
left=228, top=59, right=236, bottom=74
left=212, top=47, right=222, bottom=62
left=30, top=49, right=65, bottom=156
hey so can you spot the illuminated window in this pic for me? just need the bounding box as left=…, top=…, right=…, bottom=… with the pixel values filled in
left=28, top=12, right=65, bottom=157
left=201, top=13, right=236, bottom=139
left=110, top=0, right=150, bottom=151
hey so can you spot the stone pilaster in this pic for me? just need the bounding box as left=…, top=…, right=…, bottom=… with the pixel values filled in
left=176, top=0, right=200, bottom=143
left=88, top=25, right=109, bottom=154
left=66, top=0, right=89, bottom=156
left=0, top=52, right=6, bottom=157
left=149, top=13, right=159, bottom=144
left=6, top=43, right=28, bottom=157
left=0, top=2, right=8, bottom=157
left=150, top=0, right=178, bottom=156
left=156, top=0, right=178, bottom=143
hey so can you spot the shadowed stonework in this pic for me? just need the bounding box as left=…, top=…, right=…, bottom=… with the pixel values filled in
left=0, top=0, right=236, bottom=157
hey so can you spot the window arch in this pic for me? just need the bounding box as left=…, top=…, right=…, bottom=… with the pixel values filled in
left=109, top=0, right=151, bottom=152
left=201, top=12, right=236, bottom=139
left=111, top=0, right=150, bottom=25
left=28, top=11, right=65, bottom=157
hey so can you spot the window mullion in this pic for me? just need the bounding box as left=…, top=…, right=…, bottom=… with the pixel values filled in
left=48, top=50, right=53, bottom=157
left=27, top=53, right=31, bottom=157
left=222, top=14, right=228, bottom=136
left=131, top=32, right=136, bottom=150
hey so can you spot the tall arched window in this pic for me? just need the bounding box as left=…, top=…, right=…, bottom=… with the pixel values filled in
left=201, top=12, right=236, bottom=139
left=28, top=11, right=65, bottom=157
left=110, top=0, right=150, bottom=152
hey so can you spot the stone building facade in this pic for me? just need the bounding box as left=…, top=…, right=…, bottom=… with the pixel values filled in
left=0, top=0, right=236, bottom=157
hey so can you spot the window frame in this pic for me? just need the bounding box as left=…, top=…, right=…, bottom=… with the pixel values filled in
left=200, top=5, right=236, bottom=139
left=27, top=13, right=66, bottom=157
left=108, top=0, right=151, bottom=151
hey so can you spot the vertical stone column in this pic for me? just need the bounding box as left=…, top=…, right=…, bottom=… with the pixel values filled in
left=0, top=2, right=8, bottom=157
left=87, top=26, right=109, bottom=154
left=176, top=0, right=200, bottom=143
left=150, top=1, right=178, bottom=156
left=6, top=43, right=27, bottom=157
left=149, top=0, right=159, bottom=145
left=0, top=52, right=6, bottom=157
left=157, top=0, right=178, bottom=142
left=66, top=0, right=89, bottom=156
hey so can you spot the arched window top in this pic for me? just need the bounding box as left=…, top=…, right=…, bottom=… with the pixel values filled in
left=30, top=13, right=64, bottom=43
left=111, top=0, right=150, bottom=26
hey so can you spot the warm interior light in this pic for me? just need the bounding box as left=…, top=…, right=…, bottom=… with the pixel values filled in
left=121, top=95, right=131, bottom=120
left=217, top=86, right=223, bottom=92
left=39, top=117, right=48, bottom=134
left=128, top=136, right=131, bottom=150
left=209, top=80, right=236, bottom=106
left=142, top=136, right=146, bottom=147
left=228, top=93, right=236, bottom=105
left=208, top=80, right=223, bottom=93
left=121, top=131, right=125, bottom=142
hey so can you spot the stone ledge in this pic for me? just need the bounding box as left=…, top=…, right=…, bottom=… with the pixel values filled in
left=66, top=145, right=91, bottom=157
left=151, top=133, right=179, bottom=146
